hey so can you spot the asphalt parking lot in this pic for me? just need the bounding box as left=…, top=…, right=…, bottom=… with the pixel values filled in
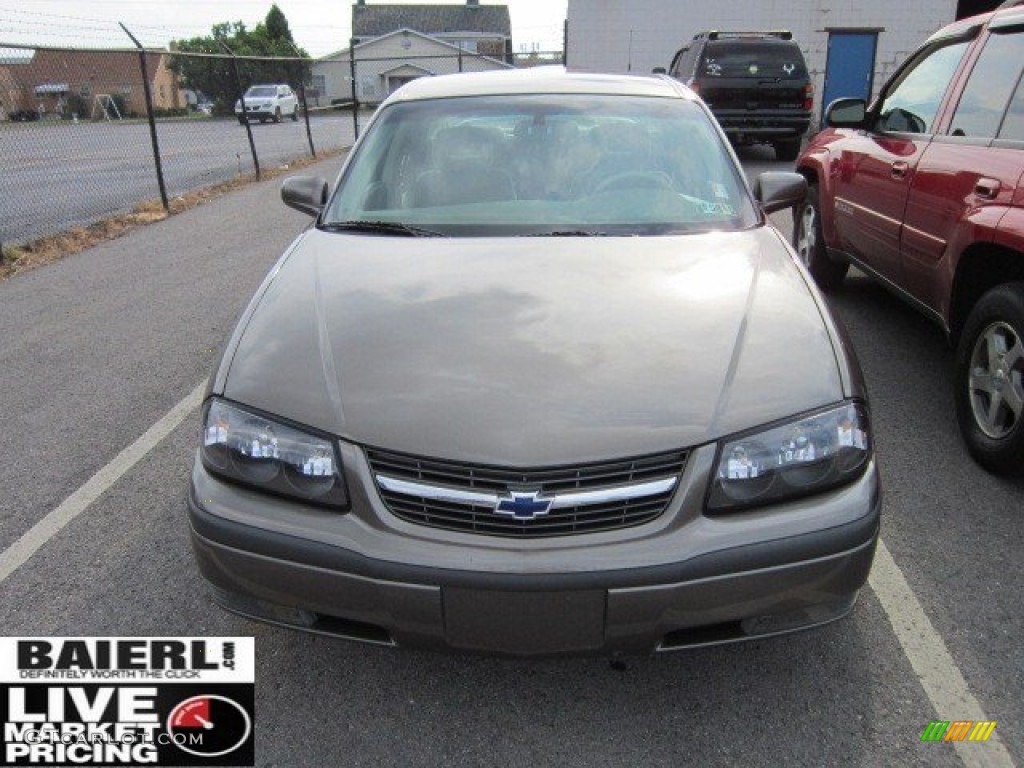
left=0, top=148, right=1020, bottom=767
left=0, top=112, right=358, bottom=245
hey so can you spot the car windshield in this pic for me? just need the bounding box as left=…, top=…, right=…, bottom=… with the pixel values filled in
left=245, top=86, right=277, bottom=98
left=702, top=42, right=808, bottom=79
left=323, top=93, right=757, bottom=236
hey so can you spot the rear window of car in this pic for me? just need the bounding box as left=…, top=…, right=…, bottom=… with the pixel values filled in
left=324, top=93, right=758, bottom=237
left=700, top=41, right=808, bottom=79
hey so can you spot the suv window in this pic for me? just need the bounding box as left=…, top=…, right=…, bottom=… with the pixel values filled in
left=700, top=41, right=808, bottom=79
left=875, top=39, right=970, bottom=134
left=950, top=30, right=1024, bottom=138
left=1000, top=74, right=1024, bottom=140
left=670, top=46, right=698, bottom=79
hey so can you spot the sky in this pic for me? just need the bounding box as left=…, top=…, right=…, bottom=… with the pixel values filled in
left=0, top=0, right=568, bottom=57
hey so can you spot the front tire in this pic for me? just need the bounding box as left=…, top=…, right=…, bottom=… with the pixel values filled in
left=273, top=107, right=281, bottom=123
left=793, top=182, right=848, bottom=290
left=291, top=108, right=299, bottom=122
left=954, top=283, right=1024, bottom=475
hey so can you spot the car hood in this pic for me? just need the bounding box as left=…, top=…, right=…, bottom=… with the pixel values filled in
left=219, top=228, right=843, bottom=465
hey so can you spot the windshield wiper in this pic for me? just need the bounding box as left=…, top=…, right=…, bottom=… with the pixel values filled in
left=517, top=229, right=612, bottom=237
left=321, top=220, right=447, bottom=237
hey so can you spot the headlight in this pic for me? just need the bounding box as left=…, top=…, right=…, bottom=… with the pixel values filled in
left=200, top=398, right=349, bottom=509
left=707, top=402, right=870, bottom=513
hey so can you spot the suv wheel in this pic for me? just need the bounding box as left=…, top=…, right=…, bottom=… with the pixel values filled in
left=273, top=107, right=282, bottom=123
left=774, top=139, right=801, bottom=162
left=954, top=283, right=1024, bottom=475
left=291, top=107, right=299, bottom=122
left=793, top=183, right=848, bottom=290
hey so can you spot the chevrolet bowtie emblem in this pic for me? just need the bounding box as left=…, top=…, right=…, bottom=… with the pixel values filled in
left=494, top=490, right=554, bottom=519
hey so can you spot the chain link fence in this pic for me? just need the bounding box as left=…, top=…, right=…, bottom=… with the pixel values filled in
left=0, top=43, right=360, bottom=256
left=0, top=38, right=562, bottom=259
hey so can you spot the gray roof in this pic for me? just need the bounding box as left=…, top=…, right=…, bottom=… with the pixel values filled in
left=352, top=4, right=511, bottom=39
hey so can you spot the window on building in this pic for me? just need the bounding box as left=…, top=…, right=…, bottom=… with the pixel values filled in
left=311, top=74, right=326, bottom=99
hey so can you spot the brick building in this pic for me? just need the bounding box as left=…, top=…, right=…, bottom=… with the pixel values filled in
left=1, top=47, right=182, bottom=119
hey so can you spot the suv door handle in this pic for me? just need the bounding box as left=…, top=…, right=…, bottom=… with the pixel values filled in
left=974, top=178, right=1001, bottom=200
left=891, top=161, right=909, bottom=179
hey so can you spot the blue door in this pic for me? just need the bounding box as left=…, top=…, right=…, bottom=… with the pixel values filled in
left=823, top=32, right=878, bottom=120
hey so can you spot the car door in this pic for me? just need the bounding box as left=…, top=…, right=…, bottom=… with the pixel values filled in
left=900, top=24, right=1024, bottom=318
left=828, top=35, right=973, bottom=289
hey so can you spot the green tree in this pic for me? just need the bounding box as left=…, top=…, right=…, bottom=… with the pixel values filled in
left=169, top=6, right=309, bottom=115
left=265, top=5, right=294, bottom=43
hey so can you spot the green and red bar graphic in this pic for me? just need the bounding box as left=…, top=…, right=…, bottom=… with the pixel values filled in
left=921, top=721, right=997, bottom=742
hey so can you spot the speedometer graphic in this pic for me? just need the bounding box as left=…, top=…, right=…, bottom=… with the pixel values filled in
left=167, top=694, right=252, bottom=758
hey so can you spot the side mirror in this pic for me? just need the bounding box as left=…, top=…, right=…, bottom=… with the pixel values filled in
left=753, top=172, right=807, bottom=214
left=825, top=98, right=867, bottom=128
left=652, top=67, right=667, bottom=75
left=281, top=176, right=329, bottom=217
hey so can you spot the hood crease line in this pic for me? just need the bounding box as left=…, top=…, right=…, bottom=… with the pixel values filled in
left=314, top=253, right=348, bottom=432
left=706, top=248, right=763, bottom=436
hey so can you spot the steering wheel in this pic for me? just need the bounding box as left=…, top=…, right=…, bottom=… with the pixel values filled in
left=595, top=171, right=674, bottom=193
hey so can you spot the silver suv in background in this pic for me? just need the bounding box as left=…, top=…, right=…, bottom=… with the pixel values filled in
left=235, top=84, right=298, bottom=124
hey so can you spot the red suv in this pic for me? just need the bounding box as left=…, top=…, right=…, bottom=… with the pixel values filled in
left=793, top=2, right=1024, bottom=475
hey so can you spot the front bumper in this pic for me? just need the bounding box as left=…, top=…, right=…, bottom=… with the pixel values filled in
left=235, top=106, right=277, bottom=120
left=188, top=444, right=880, bottom=656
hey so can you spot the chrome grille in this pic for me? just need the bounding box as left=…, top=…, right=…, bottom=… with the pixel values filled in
left=365, top=448, right=687, bottom=538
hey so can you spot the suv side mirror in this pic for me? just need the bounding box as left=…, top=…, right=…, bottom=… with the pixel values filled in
left=281, top=176, right=329, bottom=217
left=652, top=67, right=667, bottom=75
left=753, top=172, right=807, bottom=214
left=825, top=98, right=867, bottom=128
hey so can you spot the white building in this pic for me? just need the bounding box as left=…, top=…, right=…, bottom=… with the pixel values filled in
left=312, top=1, right=513, bottom=107
left=566, top=0, right=997, bottom=123
left=313, top=28, right=511, bottom=106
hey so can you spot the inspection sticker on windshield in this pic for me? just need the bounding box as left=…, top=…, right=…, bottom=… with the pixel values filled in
left=0, top=638, right=254, bottom=766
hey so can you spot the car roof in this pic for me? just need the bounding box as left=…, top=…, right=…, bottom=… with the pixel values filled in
left=928, top=1, right=1024, bottom=43
left=384, top=66, right=690, bottom=104
left=705, top=37, right=802, bottom=48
